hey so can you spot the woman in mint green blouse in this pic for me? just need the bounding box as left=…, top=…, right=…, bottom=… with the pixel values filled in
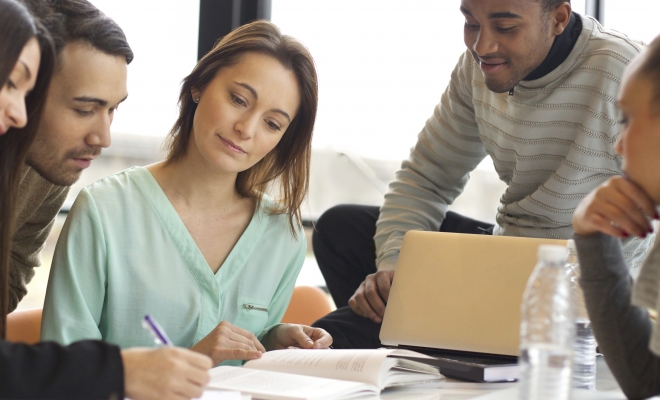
left=41, top=20, right=331, bottom=366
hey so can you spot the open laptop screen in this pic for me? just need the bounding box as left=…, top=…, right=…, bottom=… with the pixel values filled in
left=380, top=231, right=567, bottom=356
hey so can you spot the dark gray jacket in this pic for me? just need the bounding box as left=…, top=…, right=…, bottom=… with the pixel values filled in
left=576, top=233, right=660, bottom=399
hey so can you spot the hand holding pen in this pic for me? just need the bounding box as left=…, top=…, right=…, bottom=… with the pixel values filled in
left=118, top=315, right=212, bottom=400
left=142, top=314, right=173, bottom=346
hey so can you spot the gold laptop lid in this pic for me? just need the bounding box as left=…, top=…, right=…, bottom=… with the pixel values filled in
left=379, top=231, right=567, bottom=356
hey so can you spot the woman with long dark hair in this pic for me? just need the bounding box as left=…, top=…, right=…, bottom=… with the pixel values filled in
left=0, top=0, right=54, bottom=341
left=41, top=20, right=332, bottom=365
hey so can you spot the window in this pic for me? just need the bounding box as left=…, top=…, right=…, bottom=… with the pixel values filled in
left=272, top=1, right=468, bottom=161
left=272, top=1, right=587, bottom=162
left=603, top=0, right=660, bottom=43
left=89, top=0, right=200, bottom=138
left=572, top=0, right=587, bottom=16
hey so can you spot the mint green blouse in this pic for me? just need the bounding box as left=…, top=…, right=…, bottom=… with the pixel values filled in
left=41, top=167, right=306, bottom=366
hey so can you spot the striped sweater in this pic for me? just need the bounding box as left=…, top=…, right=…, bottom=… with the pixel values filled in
left=375, top=15, right=653, bottom=272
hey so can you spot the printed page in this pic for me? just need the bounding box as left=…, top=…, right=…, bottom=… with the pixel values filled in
left=243, top=349, right=398, bottom=388
left=207, top=366, right=378, bottom=400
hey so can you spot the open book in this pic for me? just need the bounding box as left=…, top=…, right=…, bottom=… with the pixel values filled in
left=207, top=348, right=443, bottom=400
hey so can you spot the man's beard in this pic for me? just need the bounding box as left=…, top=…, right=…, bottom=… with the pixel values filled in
left=26, top=142, right=101, bottom=187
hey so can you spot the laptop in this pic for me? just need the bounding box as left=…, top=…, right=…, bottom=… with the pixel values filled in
left=379, top=231, right=567, bottom=382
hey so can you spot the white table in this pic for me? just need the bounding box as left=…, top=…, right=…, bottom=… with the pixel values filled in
left=375, top=357, right=627, bottom=399
left=201, top=357, right=660, bottom=399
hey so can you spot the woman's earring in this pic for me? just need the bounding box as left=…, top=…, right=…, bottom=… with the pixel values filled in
left=193, top=97, right=200, bottom=104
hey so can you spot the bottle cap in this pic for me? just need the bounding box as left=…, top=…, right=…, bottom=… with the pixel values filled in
left=567, top=239, right=576, bottom=251
left=537, top=245, right=568, bottom=263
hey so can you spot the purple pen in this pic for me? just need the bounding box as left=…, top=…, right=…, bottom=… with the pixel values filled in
left=142, top=315, right=173, bottom=346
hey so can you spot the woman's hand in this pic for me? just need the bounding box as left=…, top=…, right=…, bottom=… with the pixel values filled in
left=190, top=321, right=265, bottom=365
left=573, top=176, right=658, bottom=238
left=263, top=324, right=333, bottom=351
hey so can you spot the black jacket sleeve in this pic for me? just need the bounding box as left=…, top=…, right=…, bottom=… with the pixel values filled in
left=575, top=233, right=660, bottom=400
left=0, top=339, right=124, bottom=399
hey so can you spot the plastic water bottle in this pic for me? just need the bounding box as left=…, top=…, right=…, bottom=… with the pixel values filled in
left=566, top=239, right=597, bottom=390
left=519, top=245, right=575, bottom=400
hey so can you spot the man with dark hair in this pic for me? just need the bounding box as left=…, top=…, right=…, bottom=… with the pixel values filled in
left=8, top=0, right=135, bottom=313
left=2, top=1, right=213, bottom=399
left=22, top=0, right=134, bottom=186
left=312, top=0, right=654, bottom=349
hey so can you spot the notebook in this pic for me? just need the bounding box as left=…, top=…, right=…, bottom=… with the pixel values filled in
left=379, top=231, right=567, bottom=382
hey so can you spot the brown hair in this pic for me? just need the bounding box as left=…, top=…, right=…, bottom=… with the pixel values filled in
left=0, top=0, right=55, bottom=338
left=164, top=20, right=318, bottom=236
left=637, top=35, right=660, bottom=105
left=19, top=0, right=133, bottom=65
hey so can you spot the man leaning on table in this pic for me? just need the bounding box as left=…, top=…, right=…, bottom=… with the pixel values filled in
left=311, top=0, right=654, bottom=349
left=1, top=1, right=212, bottom=399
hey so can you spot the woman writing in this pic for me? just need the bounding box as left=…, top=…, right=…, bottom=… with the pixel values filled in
left=572, top=35, right=660, bottom=399
left=41, top=20, right=331, bottom=365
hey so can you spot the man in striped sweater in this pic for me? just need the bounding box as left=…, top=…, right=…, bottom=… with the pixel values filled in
left=312, top=0, right=655, bottom=349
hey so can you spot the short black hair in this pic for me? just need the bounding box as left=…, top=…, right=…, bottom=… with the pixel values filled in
left=19, top=0, right=133, bottom=65
left=539, top=0, right=571, bottom=12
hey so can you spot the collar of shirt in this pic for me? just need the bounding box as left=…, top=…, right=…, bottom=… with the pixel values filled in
left=523, top=12, right=582, bottom=82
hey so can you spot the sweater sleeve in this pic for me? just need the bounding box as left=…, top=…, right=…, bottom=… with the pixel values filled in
left=0, top=339, right=123, bottom=399
left=9, top=169, right=69, bottom=312
left=374, top=52, right=487, bottom=270
left=575, top=232, right=660, bottom=400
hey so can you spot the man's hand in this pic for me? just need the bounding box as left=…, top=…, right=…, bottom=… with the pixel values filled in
left=121, top=347, right=212, bottom=400
left=348, top=270, right=395, bottom=323
left=262, top=324, right=333, bottom=350
left=190, top=321, right=265, bottom=365
left=573, top=176, right=657, bottom=238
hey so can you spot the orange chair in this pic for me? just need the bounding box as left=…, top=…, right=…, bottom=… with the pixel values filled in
left=4, top=290, right=331, bottom=344
left=6, top=308, right=42, bottom=344
left=281, top=286, right=333, bottom=326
